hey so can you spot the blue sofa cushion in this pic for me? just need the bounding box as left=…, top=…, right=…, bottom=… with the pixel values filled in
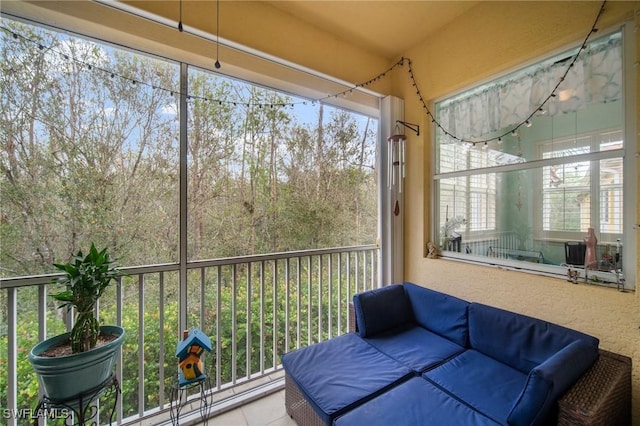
left=404, top=282, right=469, bottom=346
left=508, top=340, right=599, bottom=426
left=364, top=323, right=465, bottom=373
left=424, top=349, right=528, bottom=425
left=353, top=284, right=413, bottom=338
left=281, top=333, right=412, bottom=425
left=468, top=303, right=599, bottom=374
left=334, top=377, right=501, bottom=426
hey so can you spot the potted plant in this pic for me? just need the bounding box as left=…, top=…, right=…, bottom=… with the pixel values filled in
left=28, top=243, right=126, bottom=402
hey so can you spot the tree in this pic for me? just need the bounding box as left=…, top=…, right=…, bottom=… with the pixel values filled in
left=1, top=18, right=378, bottom=418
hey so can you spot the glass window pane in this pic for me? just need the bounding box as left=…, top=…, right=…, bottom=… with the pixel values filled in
left=1, top=19, right=180, bottom=276
left=432, top=29, right=627, bottom=285
left=599, top=158, right=623, bottom=234
left=186, top=66, right=378, bottom=260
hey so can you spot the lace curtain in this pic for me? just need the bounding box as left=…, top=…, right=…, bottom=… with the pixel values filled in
left=437, top=33, right=622, bottom=141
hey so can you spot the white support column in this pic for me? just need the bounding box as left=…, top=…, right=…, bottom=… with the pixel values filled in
left=378, top=96, right=405, bottom=286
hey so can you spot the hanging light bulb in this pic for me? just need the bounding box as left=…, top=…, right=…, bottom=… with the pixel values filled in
left=525, top=120, right=532, bottom=128
left=214, top=0, right=221, bottom=69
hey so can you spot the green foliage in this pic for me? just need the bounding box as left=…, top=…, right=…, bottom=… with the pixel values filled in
left=50, top=243, right=126, bottom=353
left=0, top=17, right=378, bottom=421
left=0, top=253, right=373, bottom=420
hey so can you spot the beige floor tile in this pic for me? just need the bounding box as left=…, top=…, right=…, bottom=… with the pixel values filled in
left=207, top=407, right=248, bottom=426
left=242, top=391, right=287, bottom=426
left=264, top=415, right=297, bottom=426
left=196, top=390, right=294, bottom=426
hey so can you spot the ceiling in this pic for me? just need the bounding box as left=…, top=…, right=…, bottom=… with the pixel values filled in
left=263, top=1, right=480, bottom=59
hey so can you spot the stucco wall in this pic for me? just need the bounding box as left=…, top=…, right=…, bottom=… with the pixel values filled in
left=397, top=1, right=640, bottom=423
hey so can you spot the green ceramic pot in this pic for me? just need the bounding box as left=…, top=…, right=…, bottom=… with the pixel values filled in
left=28, top=325, right=125, bottom=403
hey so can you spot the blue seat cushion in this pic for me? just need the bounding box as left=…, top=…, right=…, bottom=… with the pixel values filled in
left=424, top=350, right=528, bottom=425
left=281, top=333, right=413, bottom=425
left=353, top=284, right=413, bottom=338
left=364, top=323, right=465, bottom=373
left=469, top=303, right=599, bottom=374
left=334, top=377, right=501, bottom=426
left=404, top=282, right=469, bottom=347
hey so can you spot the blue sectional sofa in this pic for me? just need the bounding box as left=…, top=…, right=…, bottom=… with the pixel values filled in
left=282, top=283, right=602, bottom=426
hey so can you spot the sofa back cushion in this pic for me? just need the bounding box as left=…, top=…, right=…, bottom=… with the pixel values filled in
left=404, top=283, right=469, bottom=347
left=353, top=284, right=413, bottom=338
left=468, top=303, right=599, bottom=374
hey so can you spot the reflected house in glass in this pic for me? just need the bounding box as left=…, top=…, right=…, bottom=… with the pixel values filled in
left=176, top=328, right=212, bottom=386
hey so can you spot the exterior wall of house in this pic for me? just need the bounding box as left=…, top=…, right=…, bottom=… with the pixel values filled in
left=395, top=2, right=640, bottom=423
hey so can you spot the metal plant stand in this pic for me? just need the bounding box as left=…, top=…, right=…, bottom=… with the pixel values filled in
left=33, top=374, right=120, bottom=426
left=169, top=375, right=212, bottom=425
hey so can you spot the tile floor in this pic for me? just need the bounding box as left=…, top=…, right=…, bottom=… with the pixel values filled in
left=198, top=390, right=296, bottom=426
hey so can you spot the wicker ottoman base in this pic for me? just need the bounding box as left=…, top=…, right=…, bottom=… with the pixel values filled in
left=285, top=373, right=325, bottom=426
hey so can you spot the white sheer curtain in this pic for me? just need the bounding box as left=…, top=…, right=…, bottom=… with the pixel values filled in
left=437, top=34, right=622, bottom=141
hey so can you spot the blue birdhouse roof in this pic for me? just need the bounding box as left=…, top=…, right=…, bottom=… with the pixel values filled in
left=176, top=328, right=212, bottom=358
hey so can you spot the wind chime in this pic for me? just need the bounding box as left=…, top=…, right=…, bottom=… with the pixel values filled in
left=387, top=120, right=418, bottom=215
left=387, top=132, right=406, bottom=216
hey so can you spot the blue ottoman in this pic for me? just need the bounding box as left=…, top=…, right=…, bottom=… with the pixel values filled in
left=334, top=377, right=501, bottom=426
left=281, top=333, right=413, bottom=425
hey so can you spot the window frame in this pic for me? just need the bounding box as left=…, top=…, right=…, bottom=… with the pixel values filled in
left=431, top=24, right=636, bottom=289
left=534, top=129, right=624, bottom=243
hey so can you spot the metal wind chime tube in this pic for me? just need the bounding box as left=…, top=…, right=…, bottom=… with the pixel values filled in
left=387, top=133, right=407, bottom=192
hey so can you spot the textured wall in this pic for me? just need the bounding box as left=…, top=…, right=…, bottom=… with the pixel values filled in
left=398, top=1, right=640, bottom=423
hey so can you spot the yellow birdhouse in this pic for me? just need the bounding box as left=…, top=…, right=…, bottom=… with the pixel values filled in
left=179, top=353, right=204, bottom=381
left=176, top=328, right=212, bottom=386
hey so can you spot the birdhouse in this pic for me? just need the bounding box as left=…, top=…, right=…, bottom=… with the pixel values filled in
left=176, top=328, right=212, bottom=386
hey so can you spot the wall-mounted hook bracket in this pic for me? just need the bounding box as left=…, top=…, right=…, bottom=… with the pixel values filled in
left=396, top=120, right=420, bottom=136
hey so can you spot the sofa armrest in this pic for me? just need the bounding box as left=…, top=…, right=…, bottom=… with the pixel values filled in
left=533, top=339, right=599, bottom=394
left=508, top=340, right=598, bottom=426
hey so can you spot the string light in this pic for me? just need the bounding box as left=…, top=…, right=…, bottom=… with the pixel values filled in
left=404, top=0, right=606, bottom=147
left=1, top=25, right=407, bottom=111
left=0, top=0, right=605, bottom=121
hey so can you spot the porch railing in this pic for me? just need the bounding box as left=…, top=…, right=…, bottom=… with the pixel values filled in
left=1, top=245, right=378, bottom=425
